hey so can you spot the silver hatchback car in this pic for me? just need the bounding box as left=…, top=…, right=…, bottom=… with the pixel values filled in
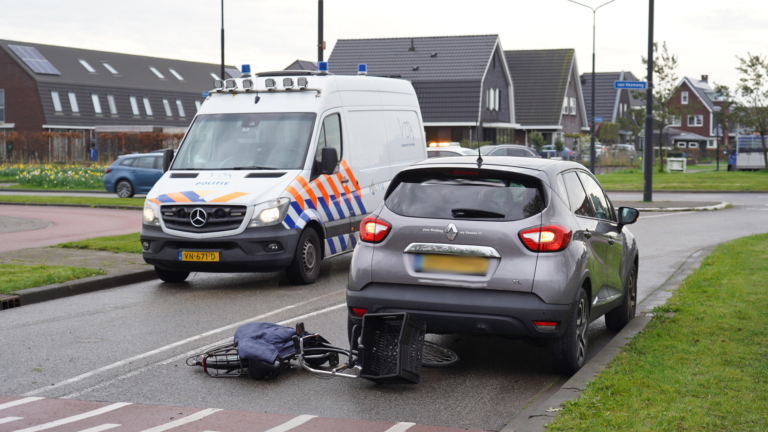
left=346, top=156, right=640, bottom=373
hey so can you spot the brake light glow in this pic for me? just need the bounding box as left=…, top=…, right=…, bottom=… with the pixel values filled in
left=105, top=168, right=112, bottom=173
left=352, top=308, right=367, bottom=317
left=533, top=321, right=559, bottom=331
left=360, top=216, right=391, bottom=243
left=449, top=170, right=480, bottom=176
left=518, top=225, right=572, bottom=252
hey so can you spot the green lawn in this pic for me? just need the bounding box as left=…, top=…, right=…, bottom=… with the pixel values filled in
left=57, top=233, right=142, bottom=254
left=598, top=169, right=768, bottom=191
left=0, top=195, right=143, bottom=207
left=548, top=233, right=768, bottom=431
left=0, top=264, right=105, bottom=294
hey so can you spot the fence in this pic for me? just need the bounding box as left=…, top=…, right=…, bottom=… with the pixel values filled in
left=0, top=131, right=184, bottom=165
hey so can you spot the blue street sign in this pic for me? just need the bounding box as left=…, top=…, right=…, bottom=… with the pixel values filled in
left=614, top=81, right=647, bottom=90
left=594, top=117, right=603, bottom=123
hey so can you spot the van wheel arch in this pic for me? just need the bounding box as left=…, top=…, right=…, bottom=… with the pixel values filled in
left=302, top=221, right=326, bottom=260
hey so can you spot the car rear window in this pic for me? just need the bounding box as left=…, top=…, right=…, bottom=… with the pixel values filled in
left=385, top=168, right=545, bottom=221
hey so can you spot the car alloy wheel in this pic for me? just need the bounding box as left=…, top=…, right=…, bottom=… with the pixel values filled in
left=627, top=268, right=637, bottom=320
left=116, top=180, right=133, bottom=198
left=575, top=297, right=588, bottom=365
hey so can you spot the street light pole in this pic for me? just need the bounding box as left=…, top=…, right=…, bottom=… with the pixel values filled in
left=220, top=0, right=225, bottom=81
left=643, top=0, right=654, bottom=201
left=318, top=0, right=324, bottom=62
left=714, top=106, right=722, bottom=171
left=568, top=0, right=616, bottom=174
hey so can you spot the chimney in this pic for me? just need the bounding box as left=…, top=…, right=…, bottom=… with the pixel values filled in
left=701, top=74, right=709, bottom=83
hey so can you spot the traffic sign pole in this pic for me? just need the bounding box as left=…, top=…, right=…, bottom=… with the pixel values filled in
left=643, top=0, right=654, bottom=202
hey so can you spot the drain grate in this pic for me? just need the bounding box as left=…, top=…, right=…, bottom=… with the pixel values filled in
left=1, top=295, right=21, bottom=310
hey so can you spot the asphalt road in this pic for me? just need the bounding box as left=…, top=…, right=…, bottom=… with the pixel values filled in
left=1, top=192, right=767, bottom=431
left=0, top=190, right=145, bottom=198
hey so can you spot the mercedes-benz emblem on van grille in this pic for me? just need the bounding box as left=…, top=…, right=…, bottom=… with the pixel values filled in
left=190, top=208, right=207, bottom=227
left=445, top=224, right=459, bottom=241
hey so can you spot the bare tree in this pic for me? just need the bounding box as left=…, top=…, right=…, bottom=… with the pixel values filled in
left=733, top=53, right=768, bottom=171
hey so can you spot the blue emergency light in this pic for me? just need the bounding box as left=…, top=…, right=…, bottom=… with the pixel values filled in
left=358, top=64, right=367, bottom=75
left=242, top=64, right=251, bottom=74
left=318, top=61, right=328, bottom=72
left=202, top=91, right=209, bottom=97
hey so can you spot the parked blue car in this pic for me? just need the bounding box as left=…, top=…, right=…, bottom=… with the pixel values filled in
left=103, top=153, right=164, bottom=198
left=540, top=145, right=576, bottom=161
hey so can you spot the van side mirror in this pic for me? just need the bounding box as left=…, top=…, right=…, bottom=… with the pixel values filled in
left=617, top=207, right=639, bottom=231
left=320, top=147, right=338, bottom=175
left=162, top=148, right=174, bottom=173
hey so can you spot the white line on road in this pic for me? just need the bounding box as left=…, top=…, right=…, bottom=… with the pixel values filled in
left=12, top=403, right=131, bottom=432
left=138, top=408, right=221, bottom=432
left=24, top=291, right=343, bottom=397
left=263, top=415, right=317, bottom=432
left=0, top=418, right=23, bottom=425
left=62, top=303, right=347, bottom=399
left=640, top=211, right=693, bottom=219
left=0, top=398, right=44, bottom=411
left=384, top=423, right=416, bottom=432
left=78, top=424, right=121, bottom=432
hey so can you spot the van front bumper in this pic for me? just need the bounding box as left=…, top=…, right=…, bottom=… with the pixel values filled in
left=346, top=283, right=573, bottom=338
left=141, top=225, right=300, bottom=272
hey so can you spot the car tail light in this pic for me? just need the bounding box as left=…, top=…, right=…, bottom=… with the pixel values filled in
left=352, top=308, right=367, bottom=317
left=105, top=168, right=112, bottom=174
left=533, top=321, right=559, bottom=331
left=518, top=225, right=572, bottom=252
left=360, top=216, right=391, bottom=243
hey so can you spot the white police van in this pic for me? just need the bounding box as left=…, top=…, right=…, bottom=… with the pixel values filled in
left=141, top=63, right=426, bottom=284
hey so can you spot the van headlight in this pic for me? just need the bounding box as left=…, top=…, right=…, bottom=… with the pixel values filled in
left=143, top=204, right=160, bottom=226
left=248, top=198, right=291, bottom=228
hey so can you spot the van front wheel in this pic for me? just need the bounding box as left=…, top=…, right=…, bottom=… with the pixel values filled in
left=285, top=228, right=321, bottom=285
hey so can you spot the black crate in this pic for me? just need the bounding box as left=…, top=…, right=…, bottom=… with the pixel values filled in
left=359, top=313, right=426, bottom=384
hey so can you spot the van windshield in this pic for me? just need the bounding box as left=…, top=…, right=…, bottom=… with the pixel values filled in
left=172, top=113, right=316, bottom=170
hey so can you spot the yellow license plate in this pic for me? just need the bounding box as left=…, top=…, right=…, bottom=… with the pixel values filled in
left=178, top=251, right=220, bottom=262
left=415, top=254, right=489, bottom=275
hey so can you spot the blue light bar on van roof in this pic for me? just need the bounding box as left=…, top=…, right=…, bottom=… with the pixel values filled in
left=242, top=64, right=251, bottom=73
left=202, top=91, right=209, bottom=97
left=318, top=61, right=328, bottom=72
left=358, top=64, right=367, bottom=75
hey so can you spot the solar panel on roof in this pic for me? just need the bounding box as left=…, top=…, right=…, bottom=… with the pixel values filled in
left=8, top=45, right=61, bottom=75
left=225, top=68, right=242, bottom=78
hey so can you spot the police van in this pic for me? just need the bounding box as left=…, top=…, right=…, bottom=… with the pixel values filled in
left=140, top=63, right=426, bottom=284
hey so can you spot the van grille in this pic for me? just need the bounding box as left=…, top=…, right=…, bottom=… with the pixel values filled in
left=246, top=172, right=286, bottom=178
left=161, top=205, right=247, bottom=233
left=170, top=173, right=199, bottom=178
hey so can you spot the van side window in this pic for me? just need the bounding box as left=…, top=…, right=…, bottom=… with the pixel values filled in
left=563, top=171, right=595, bottom=218
left=316, top=113, right=342, bottom=162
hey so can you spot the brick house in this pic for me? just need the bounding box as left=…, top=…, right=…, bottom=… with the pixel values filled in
left=505, top=49, right=589, bottom=149
left=665, top=75, right=728, bottom=155
left=328, top=35, right=517, bottom=145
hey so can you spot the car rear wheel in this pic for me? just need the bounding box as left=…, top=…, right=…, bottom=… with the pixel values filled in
left=605, top=266, right=638, bottom=331
left=551, top=288, right=589, bottom=375
left=285, top=228, right=321, bottom=285
left=154, top=266, right=190, bottom=283
left=116, top=180, right=134, bottom=198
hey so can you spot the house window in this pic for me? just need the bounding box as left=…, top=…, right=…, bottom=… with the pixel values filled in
left=688, top=142, right=698, bottom=148
left=570, top=97, right=577, bottom=115
left=91, top=93, right=102, bottom=114
left=143, top=97, right=153, bottom=116
left=102, top=62, right=119, bottom=74
left=707, top=140, right=717, bottom=149
left=210, top=73, right=221, bottom=81
left=149, top=67, right=165, bottom=79
left=0, top=89, right=4, bottom=122
left=168, top=68, right=184, bottom=81
left=129, top=96, right=140, bottom=116
left=162, top=98, right=173, bottom=117
left=495, top=89, right=500, bottom=111
left=79, top=59, right=96, bottom=73
left=677, top=141, right=686, bottom=148
left=107, top=94, right=117, bottom=114
left=68, top=92, right=79, bottom=113
left=194, top=100, right=202, bottom=112
left=176, top=99, right=186, bottom=118
left=51, top=91, right=63, bottom=112
left=562, top=97, right=569, bottom=114
left=688, top=115, right=703, bottom=126
left=681, top=91, right=689, bottom=104
left=670, top=116, right=681, bottom=127
left=487, top=88, right=500, bottom=111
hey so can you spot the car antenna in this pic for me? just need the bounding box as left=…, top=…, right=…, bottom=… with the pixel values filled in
left=476, top=147, right=483, bottom=167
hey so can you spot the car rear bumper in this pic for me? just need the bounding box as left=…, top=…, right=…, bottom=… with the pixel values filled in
left=140, top=224, right=300, bottom=272
left=346, top=283, right=572, bottom=338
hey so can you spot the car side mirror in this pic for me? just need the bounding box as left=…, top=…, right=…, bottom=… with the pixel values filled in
left=320, top=147, right=338, bottom=175
left=162, top=148, right=174, bottom=173
left=617, top=207, right=639, bottom=231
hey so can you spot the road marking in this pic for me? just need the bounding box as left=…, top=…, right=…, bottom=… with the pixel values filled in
left=384, top=423, right=416, bottom=432
left=0, top=418, right=23, bottom=425
left=12, top=403, right=131, bottom=432
left=62, top=303, right=347, bottom=399
left=78, top=424, right=121, bottom=432
left=138, top=408, right=221, bottom=432
left=24, top=291, right=343, bottom=397
left=640, top=211, right=693, bottom=219
left=263, top=415, right=317, bottom=432
left=0, top=398, right=44, bottom=411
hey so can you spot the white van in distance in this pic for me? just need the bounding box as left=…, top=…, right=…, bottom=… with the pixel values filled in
left=140, top=65, right=427, bottom=284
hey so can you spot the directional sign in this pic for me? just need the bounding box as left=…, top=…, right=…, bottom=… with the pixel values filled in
left=594, top=117, right=603, bottom=123
left=614, top=81, right=647, bottom=90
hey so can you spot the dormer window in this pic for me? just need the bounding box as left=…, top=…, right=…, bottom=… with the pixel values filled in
left=149, top=67, right=165, bottom=79
left=79, top=59, right=96, bottom=73
left=681, top=91, right=689, bottom=104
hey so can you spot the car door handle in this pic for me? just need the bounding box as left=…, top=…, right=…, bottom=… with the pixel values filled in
left=583, top=231, right=592, bottom=239
left=608, top=238, right=615, bottom=246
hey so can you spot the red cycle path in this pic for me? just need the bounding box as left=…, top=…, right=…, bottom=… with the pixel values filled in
left=0, top=397, right=482, bottom=432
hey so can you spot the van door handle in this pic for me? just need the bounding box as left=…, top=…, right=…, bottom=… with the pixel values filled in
left=341, top=177, right=350, bottom=184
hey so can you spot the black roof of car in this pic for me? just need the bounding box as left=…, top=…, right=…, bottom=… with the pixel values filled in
left=411, top=155, right=583, bottom=171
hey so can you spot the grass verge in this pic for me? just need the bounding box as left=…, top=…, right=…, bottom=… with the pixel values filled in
left=57, top=233, right=142, bottom=254
left=597, top=169, right=768, bottom=190
left=0, top=195, right=143, bottom=207
left=548, top=233, right=768, bottom=431
left=0, top=264, right=106, bottom=294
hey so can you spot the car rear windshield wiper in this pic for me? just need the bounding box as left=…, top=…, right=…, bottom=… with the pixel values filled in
left=451, top=208, right=505, bottom=219
left=231, top=166, right=278, bottom=170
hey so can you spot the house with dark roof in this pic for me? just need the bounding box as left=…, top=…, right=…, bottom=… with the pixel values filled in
left=284, top=60, right=318, bottom=71
left=666, top=75, right=728, bottom=154
left=580, top=71, right=644, bottom=145
left=0, top=39, right=239, bottom=135
left=505, top=49, right=588, bottom=148
left=328, top=35, right=517, bottom=144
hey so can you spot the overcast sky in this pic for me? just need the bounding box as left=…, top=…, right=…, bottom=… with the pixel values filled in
left=3, top=0, right=768, bottom=91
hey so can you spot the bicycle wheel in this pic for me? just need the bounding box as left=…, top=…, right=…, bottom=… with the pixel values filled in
left=422, top=340, right=459, bottom=368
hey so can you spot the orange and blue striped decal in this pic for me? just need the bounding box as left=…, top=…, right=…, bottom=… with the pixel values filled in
left=208, top=192, right=249, bottom=203
left=295, top=176, right=318, bottom=210
left=340, top=160, right=366, bottom=213
left=152, top=190, right=248, bottom=204
left=321, top=174, right=346, bottom=218
left=285, top=185, right=305, bottom=211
